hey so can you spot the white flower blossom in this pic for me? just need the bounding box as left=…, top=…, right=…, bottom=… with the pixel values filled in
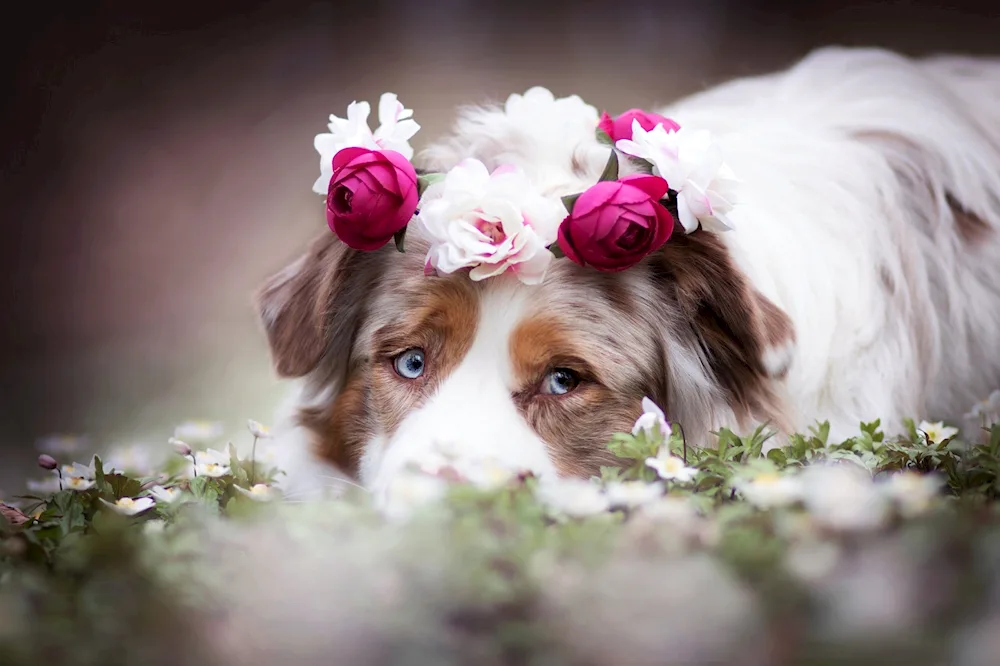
left=147, top=485, right=184, bottom=504
left=637, top=496, right=701, bottom=527
left=100, top=496, right=155, bottom=516
left=26, top=476, right=63, bottom=494
left=800, top=465, right=889, bottom=531
left=734, top=471, right=802, bottom=509
left=59, top=461, right=96, bottom=492
left=34, top=434, right=89, bottom=454
left=631, top=397, right=670, bottom=442
left=502, top=87, right=601, bottom=167
left=881, top=471, right=942, bottom=517
left=143, top=520, right=167, bottom=535
left=605, top=480, right=664, bottom=509
left=64, top=477, right=95, bottom=491
left=103, top=443, right=159, bottom=476
left=616, top=121, right=740, bottom=233
left=173, top=420, right=224, bottom=444
left=536, top=478, right=611, bottom=519
left=917, top=420, right=959, bottom=445
left=312, top=92, right=420, bottom=194
left=964, top=389, right=1000, bottom=425
left=416, top=159, right=566, bottom=285
left=247, top=420, right=272, bottom=439
left=963, top=390, right=1000, bottom=443
left=235, top=483, right=278, bottom=502
left=194, top=448, right=231, bottom=478
left=61, top=462, right=95, bottom=480
left=415, top=442, right=522, bottom=491
left=379, top=472, right=449, bottom=522
left=645, top=454, right=698, bottom=483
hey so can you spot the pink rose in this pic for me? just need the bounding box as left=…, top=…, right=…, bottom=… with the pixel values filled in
left=326, top=147, right=419, bottom=251
left=557, top=175, right=674, bottom=272
left=598, top=109, right=680, bottom=143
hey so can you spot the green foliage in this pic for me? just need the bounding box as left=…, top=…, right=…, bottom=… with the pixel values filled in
left=3, top=415, right=1000, bottom=665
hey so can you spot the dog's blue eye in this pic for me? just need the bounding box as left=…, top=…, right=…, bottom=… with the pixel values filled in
left=541, top=368, right=581, bottom=396
left=393, top=348, right=426, bottom=379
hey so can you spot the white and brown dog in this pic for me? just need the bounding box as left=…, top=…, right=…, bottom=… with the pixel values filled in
left=256, top=47, right=1000, bottom=503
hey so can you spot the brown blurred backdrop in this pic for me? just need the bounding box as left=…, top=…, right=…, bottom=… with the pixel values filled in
left=2, top=0, right=999, bottom=493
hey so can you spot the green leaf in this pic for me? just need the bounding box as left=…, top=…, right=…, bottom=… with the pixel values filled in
left=595, top=128, right=613, bottom=145
left=560, top=193, right=581, bottom=214
left=598, top=150, right=619, bottom=182
left=549, top=243, right=566, bottom=259
left=105, top=474, right=142, bottom=500
left=393, top=227, right=407, bottom=253
left=416, top=173, right=445, bottom=197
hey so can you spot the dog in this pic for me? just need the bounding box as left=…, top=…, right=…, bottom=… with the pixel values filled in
left=256, top=47, right=1000, bottom=503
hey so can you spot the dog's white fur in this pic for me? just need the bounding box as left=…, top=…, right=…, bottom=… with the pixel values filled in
left=269, top=47, right=1000, bottom=499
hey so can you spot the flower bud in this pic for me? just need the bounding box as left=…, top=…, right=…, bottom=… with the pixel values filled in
left=169, top=437, right=192, bottom=456
left=37, top=454, right=58, bottom=470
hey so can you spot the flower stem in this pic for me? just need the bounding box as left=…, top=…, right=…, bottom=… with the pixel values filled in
left=189, top=453, right=198, bottom=478
left=250, top=436, right=258, bottom=486
left=56, top=468, right=63, bottom=491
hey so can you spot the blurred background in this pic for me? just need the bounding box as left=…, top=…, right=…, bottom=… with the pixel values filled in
left=2, top=0, right=999, bottom=494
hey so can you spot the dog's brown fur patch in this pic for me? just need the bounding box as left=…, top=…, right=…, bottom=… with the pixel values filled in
left=301, top=269, right=481, bottom=475
left=654, top=232, right=794, bottom=431
left=509, top=314, right=647, bottom=477
left=948, top=193, right=993, bottom=244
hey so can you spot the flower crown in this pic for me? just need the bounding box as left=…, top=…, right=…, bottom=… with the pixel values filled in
left=313, top=89, right=740, bottom=284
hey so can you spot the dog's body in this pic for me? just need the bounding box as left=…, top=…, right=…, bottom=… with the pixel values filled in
left=260, top=48, right=1000, bottom=502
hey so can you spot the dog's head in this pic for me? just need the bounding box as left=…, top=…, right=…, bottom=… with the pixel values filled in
left=257, top=95, right=795, bottom=497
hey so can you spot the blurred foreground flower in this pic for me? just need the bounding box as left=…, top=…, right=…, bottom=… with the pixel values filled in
left=235, top=484, right=278, bottom=502
left=733, top=471, right=802, bottom=509
left=537, top=478, right=610, bottom=518
left=800, top=465, right=889, bottom=531
left=881, top=470, right=942, bottom=517
left=100, top=497, right=155, bottom=516
left=247, top=420, right=272, bottom=439
left=147, top=486, right=184, bottom=504
left=173, top=420, right=224, bottom=444
left=380, top=472, right=448, bottom=521
left=417, top=441, right=522, bottom=491
left=605, top=480, right=663, bottom=509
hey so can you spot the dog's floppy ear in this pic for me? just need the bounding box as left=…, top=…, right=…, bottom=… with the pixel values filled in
left=255, top=233, right=374, bottom=378
left=652, top=231, right=795, bottom=426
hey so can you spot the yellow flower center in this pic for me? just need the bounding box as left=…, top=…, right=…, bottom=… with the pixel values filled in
left=663, top=457, right=685, bottom=473
left=117, top=498, right=135, bottom=508
left=753, top=473, right=781, bottom=486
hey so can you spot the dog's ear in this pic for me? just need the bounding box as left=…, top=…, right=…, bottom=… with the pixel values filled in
left=255, top=233, right=375, bottom=379
left=651, top=231, right=795, bottom=426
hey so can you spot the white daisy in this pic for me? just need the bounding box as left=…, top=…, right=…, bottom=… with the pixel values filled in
left=645, top=454, right=698, bottom=483
left=194, top=448, right=231, bottom=478
left=917, top=421, right=959, bottom=445
left=100, top=496, right=155, bottom=516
